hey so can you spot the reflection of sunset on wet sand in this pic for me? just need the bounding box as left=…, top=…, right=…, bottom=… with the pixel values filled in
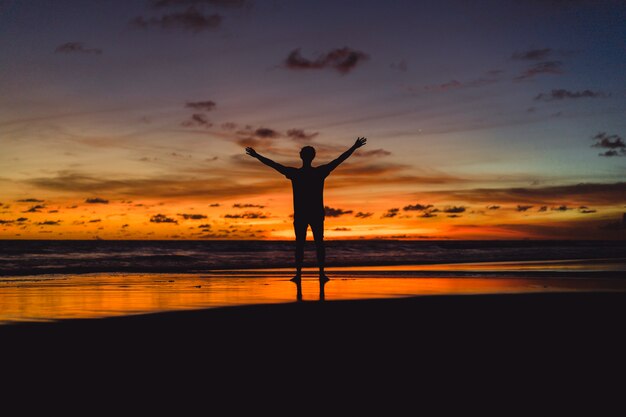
left=3, top=266, right=625, bottom=323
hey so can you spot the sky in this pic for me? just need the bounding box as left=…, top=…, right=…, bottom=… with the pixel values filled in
left=1, top=0, right=625, bottom=240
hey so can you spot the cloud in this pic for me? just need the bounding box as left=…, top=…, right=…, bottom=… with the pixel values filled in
left=517, top=205, right=533, bottom=212
left=16, top=217, right=28, bottom=222
left=403, top=204, right=433, bottom=211
left=551, top=205, right=572, bottom=211
left=224, top=212, right=268, bottom=219
left=390, top=59, right=408, bottom=72
left=447, top=214, right=462, bottom=218
left=89, top=219, right=102, bottom=223
left=514, top=61, right=564, bottom=80
left=420, top=212, right=437, bottom=218
left=23, top=204, right=46, bottom=213
left=256, top=128, right=281, bottom=138
left=36, top=220, right=62, bottom=226
left=538, top=206, right=548, bottom=212
left=152, top=0, right=248, bottom=8
left=0, top=219, right=15, bottom=224
left=324, top=206, right=353, bottom=217
left=332, top=227, right=351, bottom=231
left=26, top=171, right=288, bottom=200
left=425, top=182, right=626, bottom=206
left=150, top=214, right=179, bottom=224
left=55, top=42, right=102, bottom=55
left=178, top=213, right=208, bottom=219
left=382, top=208, right=399, bottom=218
left=534, top=89, right=607, bottom=101
left=85, top=197, right=109, bottom=204
left=233, top=203, right=265, bottom=208
left=353, top=149, right=391, bottom=158
left=285, top=47, right=369, bottom=74
left=443, top=206, right=466, bottom=214
left=221, top=122, right=237, bottom=130
left=209, top=203, right=221, bottom=207
left=185, top=100, right=216, bottom=111
left=198, top=223, right=212, bottom=228
left=512, top=48, right=553, bottom=61
left=131, top=7, right=222, bottom=32
left=15, top=198, right=44, bottom=203
left=354, top=212, right=373, bottom=219
left=591, top=132, right=626, bottom=157
left=487, top=205, right=500, bottom=210
left=181, top=113, right=212, bottom=128
left=286, top=129, right=319, bottom=141
left=422, top=80, right=462, bottom=92
left=578, top=206, right=597, bottom=213
left=416, top=70, right=502, bottom=93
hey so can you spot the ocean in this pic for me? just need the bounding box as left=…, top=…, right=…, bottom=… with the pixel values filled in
left=1, top=239, right=625, bottom=276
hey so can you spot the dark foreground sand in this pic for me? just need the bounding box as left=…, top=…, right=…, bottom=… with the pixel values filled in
left=2, top=292, right=625, bottom=411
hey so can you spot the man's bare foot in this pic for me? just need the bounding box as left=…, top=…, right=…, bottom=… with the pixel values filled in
left=319, top=274, right=330, bottom=283
left=290, top=275, right=302, bottom=283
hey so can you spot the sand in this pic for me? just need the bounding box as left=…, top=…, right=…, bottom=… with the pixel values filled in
left=2, top=291, right=625, bottom=412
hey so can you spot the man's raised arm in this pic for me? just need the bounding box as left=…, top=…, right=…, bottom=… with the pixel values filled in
left=245, top=147, right=291, bottom=176
left=322, top=137, right=367, bottom=173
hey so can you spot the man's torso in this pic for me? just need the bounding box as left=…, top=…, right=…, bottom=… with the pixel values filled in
left=286, top=166, right=330, bottom=221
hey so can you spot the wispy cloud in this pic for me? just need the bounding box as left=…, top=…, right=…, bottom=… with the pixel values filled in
left=355, top=212, right=373, bottom=218
left=181, top=113, right=212, bottom=128
left=131, top=7, right=222, bottom=32
left=403, top=203, right=433, bottom=211
left=23, top=204, right=46, bottom=213
left=286, top=129, right=319, bottom=142
left=150, top=214, right=179, bottom=224
left=324, top=206, right=353, bottom=217
left=178, top=213, right=208, bottom=219
left=534, top=89, right=607, bottom=101
left=26, top=171, right=288, bottom=200
left=36, top=220, right=62, bottom=226
left=152, top=0, right=249, bottom=8
left=285, top=47, right=369, bottom=74
left=422, top=182, right=626, bottom=206
left=514, top=61, right=564, bottom=80
left=353, top=149, right=391, bottom=158
left=591, top=132, right=626, bottom=157
left=443, top=206, right=466, bottom=214
left=512, top=48, right=554, bottom=61
left=85, top=197, right=109, bottom=204
left=390, top=59, right=408, bottom=72
left=55, top=42, right=102, bottom=55
left=224, top=212, right=268, bottom=219
left=185, top=100, right=216, bottom=111
left=233, top=203, right=265, bottom=208
left=382, top=208, right=399, bottom=218
left=15, top=198, right=44, bottom=203
left=414, top=70, right=502, bottom=94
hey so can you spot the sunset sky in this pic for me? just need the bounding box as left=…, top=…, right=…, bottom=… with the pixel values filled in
left=1, top=0, right=625, bottom=240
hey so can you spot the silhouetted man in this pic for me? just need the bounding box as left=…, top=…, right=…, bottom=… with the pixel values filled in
left=246, top=137, right=367, bottom=283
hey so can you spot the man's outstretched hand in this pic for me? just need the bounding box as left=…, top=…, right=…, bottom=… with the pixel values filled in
left=245, top=147, right=259, bottom=158
left=354, top=137, right=367, bottom=148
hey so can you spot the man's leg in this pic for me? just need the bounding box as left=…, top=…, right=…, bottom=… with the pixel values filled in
left=292, top=219, right=307, bottom=282
left=311, top=220, right=328, bottom=282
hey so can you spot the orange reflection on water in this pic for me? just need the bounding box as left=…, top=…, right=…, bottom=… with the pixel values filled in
left=2, top=272, right=626, bottom=324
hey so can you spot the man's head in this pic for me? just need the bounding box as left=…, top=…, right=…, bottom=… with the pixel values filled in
left=300, top=146, right=316, bottom=164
